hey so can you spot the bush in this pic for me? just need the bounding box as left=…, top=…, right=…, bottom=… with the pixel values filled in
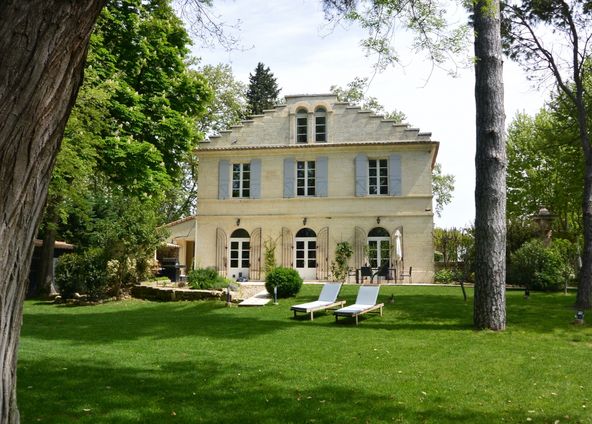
left=508, top=239, right=573, bottom=291
left=187, top=267, right=230, bottom=290
left=435, top=269, right=454, bottom=283
left=55, top=248, right=109, bottom=300
left=434, top=268, right=465, bottom=283
left=265, top=267, right=303, bottom=298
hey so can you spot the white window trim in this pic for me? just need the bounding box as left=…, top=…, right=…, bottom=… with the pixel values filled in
left=368, top=158, right=388, bottom=196
left=296, top=160, right=316, bottom=197
left=232, top=163, right=251, bottom=198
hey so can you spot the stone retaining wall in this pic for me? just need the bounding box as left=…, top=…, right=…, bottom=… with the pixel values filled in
left=131, top=285, right=224, bottom=302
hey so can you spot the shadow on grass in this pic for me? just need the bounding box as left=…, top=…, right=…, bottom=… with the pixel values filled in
left=18, top=357, right=582, bottom=424
left=21, top=301, right=299, bottom=345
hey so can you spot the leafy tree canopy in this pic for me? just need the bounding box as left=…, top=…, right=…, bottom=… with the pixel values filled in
left=330, top=77, right=407, bottom=122
left=246, top=62, right=281, bottom=115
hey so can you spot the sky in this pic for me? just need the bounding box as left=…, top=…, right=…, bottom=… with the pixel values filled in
left=188, top=0, right=549, bottom=228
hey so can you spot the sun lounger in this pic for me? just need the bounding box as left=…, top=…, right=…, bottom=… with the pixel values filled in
left=334, top=285, right=384, bottom=325
left=290, top=283, right=345, bottom=320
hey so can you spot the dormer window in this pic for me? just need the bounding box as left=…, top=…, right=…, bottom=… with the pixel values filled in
left=296, top=108, right=308, bottom=143
left=315, top=107, right=326, bottom=142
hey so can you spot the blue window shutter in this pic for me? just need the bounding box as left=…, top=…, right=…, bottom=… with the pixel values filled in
left=218, top=160, right=229, bottom=199
left=316, top=156, right=328, bottom=197
left=250, top=159, right=261, bottom=199
left=355, top=154, right=368, bottom=196
left=283, top=157, right=295, bottom=198
left=389, top=154, right=402, bottom=196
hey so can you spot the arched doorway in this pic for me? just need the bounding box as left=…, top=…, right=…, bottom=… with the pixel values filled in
left=229, top=228, right=250, bottom=280
left=368, top=227, right=390, bottom=268
left=295, top=228, right=317, bottom=280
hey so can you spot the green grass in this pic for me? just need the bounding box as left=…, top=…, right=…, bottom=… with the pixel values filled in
left=18, top=286, right=592, bottom=423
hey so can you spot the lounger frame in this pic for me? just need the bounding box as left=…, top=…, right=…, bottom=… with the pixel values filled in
left=292, top=300, right=346, bottom=320
left=334, top=303, right=384, bottom=325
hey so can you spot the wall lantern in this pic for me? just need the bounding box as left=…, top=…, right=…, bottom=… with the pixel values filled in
left=236, top=218, right=240, bottom=226
left=303, top=217, right=307, bottom=225
left=376, top=217, right=381, bottom=225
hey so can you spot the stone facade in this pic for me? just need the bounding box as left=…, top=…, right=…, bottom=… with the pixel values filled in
left=165, top=94, right=438, bottom=282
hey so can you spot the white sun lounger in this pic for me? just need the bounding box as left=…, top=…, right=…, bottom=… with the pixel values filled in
left=334, top=285, right=384, bottom=325
left=290, top=283, right=345, bottom=320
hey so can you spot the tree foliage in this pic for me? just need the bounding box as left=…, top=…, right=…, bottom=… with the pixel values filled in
left=502, top=0, right=592, bottom=308
left=322, top=0, right=471, bottom=74
left=432, top=163, right=456, bottom=218
left=506, top=109, right=583, bottom=234
left=41, top=0, right=213, bottom=290
left=198, top=63, right=248, bottom=135
left=330, top=76, right=407, bottom=122
left=246, top=62, right=281, bottom=115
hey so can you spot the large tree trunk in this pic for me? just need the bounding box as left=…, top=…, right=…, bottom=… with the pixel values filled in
left=37, top=199, right=59, bottom=298
left=473, top=0, right=507, bottom=330
left=576, top=101, right=592, bottom=309
left=0, top=2, right=105, bottom=422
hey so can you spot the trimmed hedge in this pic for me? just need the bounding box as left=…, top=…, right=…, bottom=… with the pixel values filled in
left=265, top=267, right=303, bottom=298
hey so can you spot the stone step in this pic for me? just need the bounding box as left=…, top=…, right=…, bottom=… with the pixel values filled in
left=238, top=290, right=271, bottom=307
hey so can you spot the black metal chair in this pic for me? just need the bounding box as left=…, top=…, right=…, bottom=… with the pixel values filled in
left=399, top=266, right=412, bottom=283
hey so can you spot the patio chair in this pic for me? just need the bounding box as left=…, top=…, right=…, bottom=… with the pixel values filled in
left=334, top=285, right=384, bottom=325
left=290, top=283, right=345, bottom=320
left=399, top=267, right=412, bottom=284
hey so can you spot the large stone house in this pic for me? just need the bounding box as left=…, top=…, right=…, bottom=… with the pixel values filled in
left=165, top=94, right=438, bottom=282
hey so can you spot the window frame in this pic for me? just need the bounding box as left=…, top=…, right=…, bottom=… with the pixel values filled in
left=368, top=158, right=389, bottom=195
left=231, top=162, right=251, bottom=198
left=296, top=160, right=316, bottom=197
left=296, top=108, right=308, bottom=143
left=314, top=107, right=327, bottom=143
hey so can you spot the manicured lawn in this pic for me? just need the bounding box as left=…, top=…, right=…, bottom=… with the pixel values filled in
left=18, top=285, right=592, bottom=423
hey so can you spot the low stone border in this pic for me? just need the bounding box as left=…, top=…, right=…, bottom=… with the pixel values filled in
left=131, top=284, right=224, bottom=302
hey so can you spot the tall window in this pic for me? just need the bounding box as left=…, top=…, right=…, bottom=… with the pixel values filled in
left=368, top=227, right=390, bottom=268
left=296, top=108, right=308, bottom=143
left=315, top=107, right=326, bottom=142
left=297, top=160, right=315, bottom=196
left=368, top=159, right=388, bottom=195
left=232, top=163, right=250, bottom=198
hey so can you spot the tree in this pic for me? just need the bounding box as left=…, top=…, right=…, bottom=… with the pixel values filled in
left=199, top=63, right=248, bottom=135
left=0, top=0, right=219, bottom=419
left=502, top=0, right=592, bottom=309
left=321, top=0, right=507, bottom=329
left=432, top=163, right=456, bottom=218
left=506, top=110, right=583, bottom=234
left=330, top=77, right=407, bottom=122
left=0, top=3, right=107, bottom=421
left=246, top=62, right=281, bottom=115
left=36, top=0, right=213, bottom=294
left=472, top=0, right=507, bottom=330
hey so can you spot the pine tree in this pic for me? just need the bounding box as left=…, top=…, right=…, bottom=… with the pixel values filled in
left=246, top=62, right=280, bottom=115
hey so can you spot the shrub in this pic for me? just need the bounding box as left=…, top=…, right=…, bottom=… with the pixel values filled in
left=263, top=237, right=277, bottom=274
left=508, top=239, right=573, bottom=291
left=55, top=248, right=109, bottom=300
left=265, top=267, right=303, bottom=298
left=434, top=268, right=465, bottom=283
left=330, top=241, right=353, bottom=282
left=435, top=269, right=454, bottom=283
left=187, top=267, right=230, bottom=290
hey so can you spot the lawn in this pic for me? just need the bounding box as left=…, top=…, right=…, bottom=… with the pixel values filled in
left=18, top=285, right=592, bottom=423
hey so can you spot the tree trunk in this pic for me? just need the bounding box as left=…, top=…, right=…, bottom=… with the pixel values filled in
left=0, top=1, right=105, bottom=422
left=38, top=200, right=59, bottom=298
left=576, top=103, right=592, bottom=309
left=578, top=156, right=592, bottom=309
left=473, top=0, right=507, bottom=330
